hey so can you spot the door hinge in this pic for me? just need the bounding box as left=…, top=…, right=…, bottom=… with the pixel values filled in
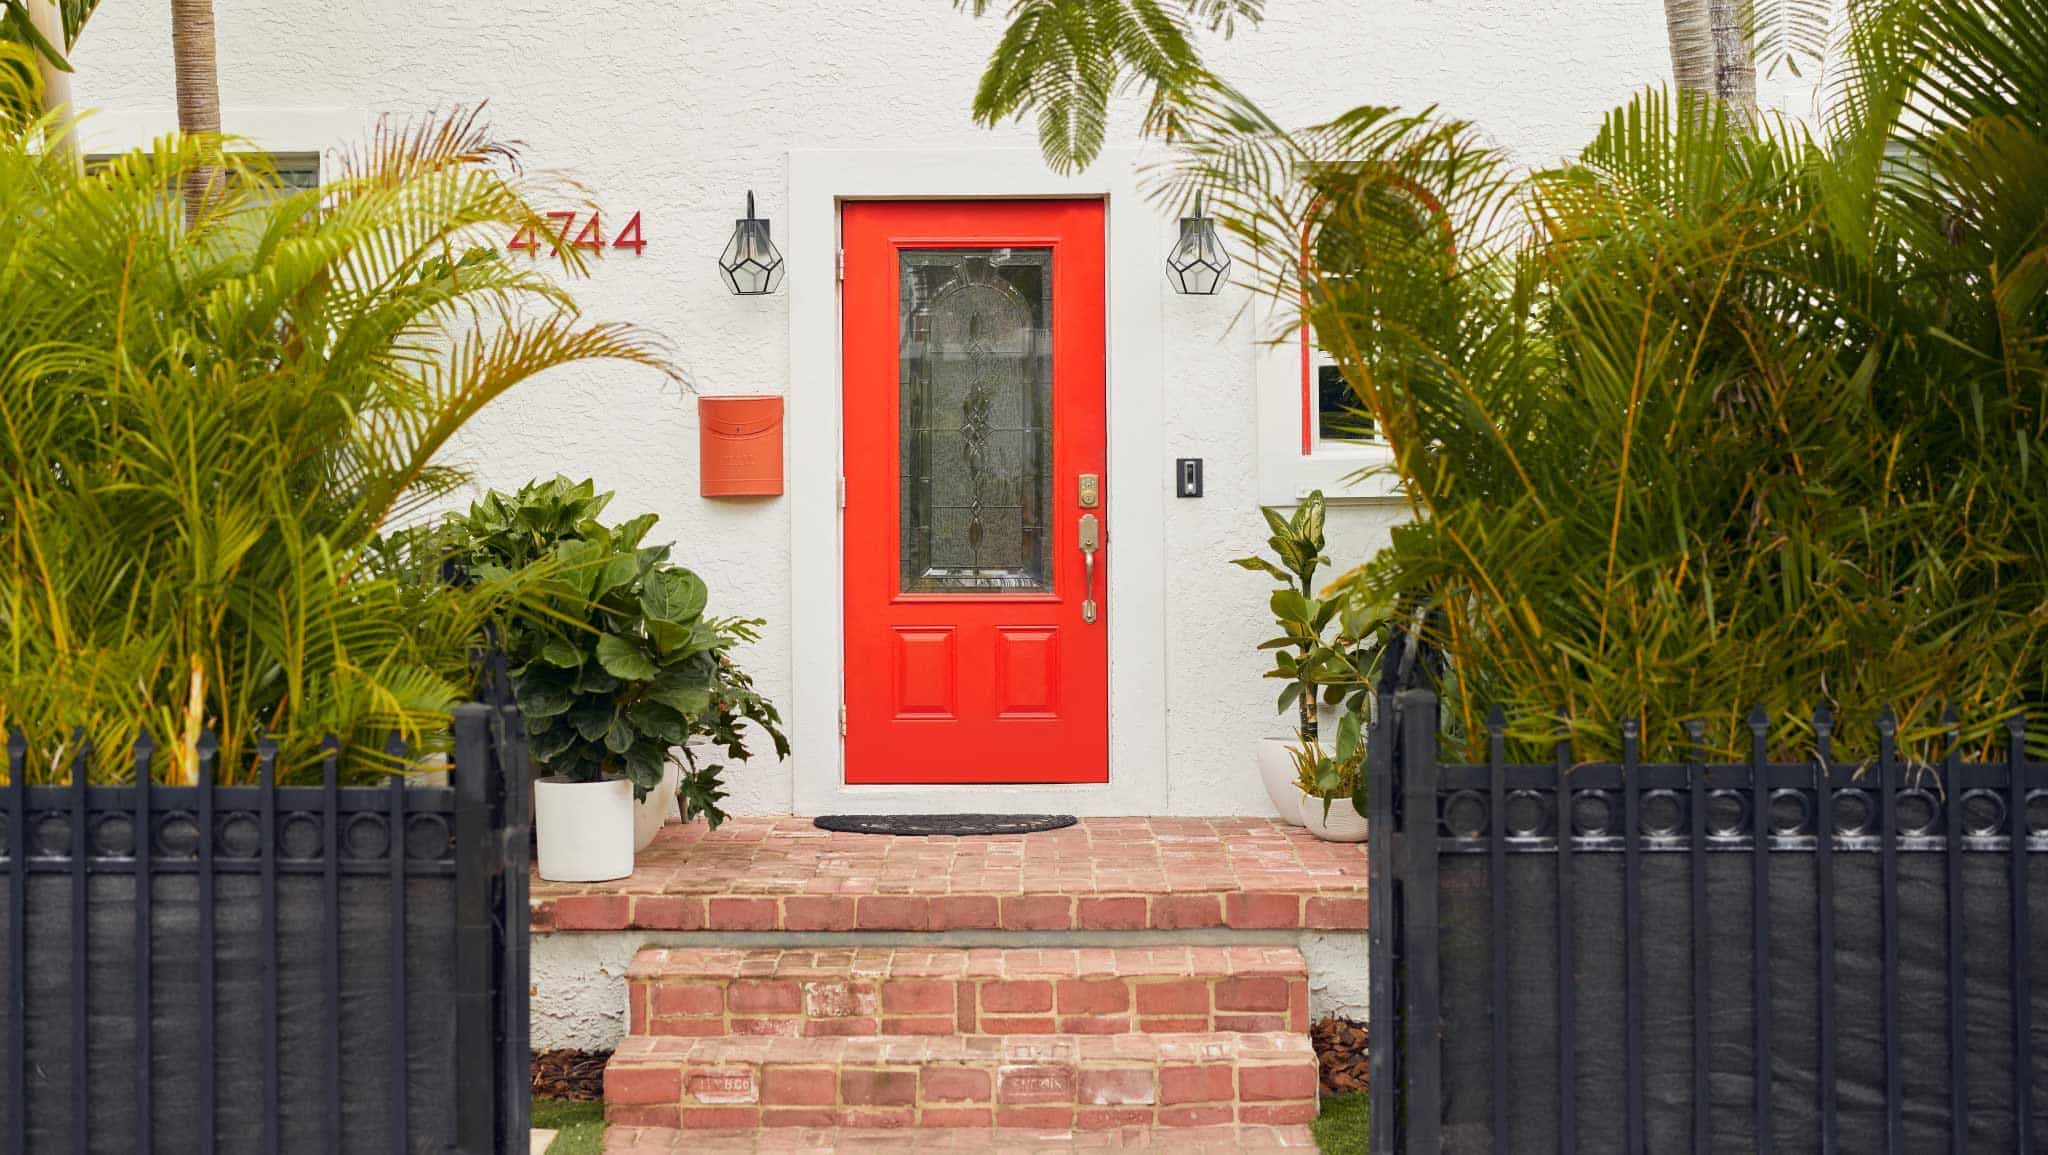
left=839, top=704, right=847, bottom=737
left=838, top=475, right=846, bottom=509
left=836, top=249, right=845, bottom=281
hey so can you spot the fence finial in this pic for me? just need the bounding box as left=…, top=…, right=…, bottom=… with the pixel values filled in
left=1485, top=703, right=1507, bottom=733
left=69, top=726, right=91, bottom=785
left=1876, top=706, right=1898, bottom=737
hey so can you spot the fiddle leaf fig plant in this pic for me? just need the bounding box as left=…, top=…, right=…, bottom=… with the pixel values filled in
left=425, top=477, right=786, bottom=827
left=1233, top=490, right=1389, bottom=746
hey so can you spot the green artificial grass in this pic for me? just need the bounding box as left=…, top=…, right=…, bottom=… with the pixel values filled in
left=531, top=1097, right=604, bottom=1155
left=1314, top=1093, right=1370, bottom=1154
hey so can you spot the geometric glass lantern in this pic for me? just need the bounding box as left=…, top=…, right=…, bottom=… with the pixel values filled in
left=1165, top=193, right=1231, bottom=295
left=717, top=190, right=785, bottom=295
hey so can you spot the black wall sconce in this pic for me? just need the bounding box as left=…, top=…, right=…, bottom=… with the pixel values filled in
left=1166, top=193, right=1231, bottom=295
left=718, top=190, right=785, bottom=296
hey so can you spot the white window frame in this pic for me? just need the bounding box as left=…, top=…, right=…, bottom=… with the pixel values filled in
left=73, top=107, right=365, bottom=185
left=1253, top=295, right=1403, bottom=507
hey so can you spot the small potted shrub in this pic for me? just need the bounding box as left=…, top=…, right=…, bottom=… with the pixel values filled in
left=1234, top=490, right=1385, bottom=825
left=430, top=478, right=787, bottom=880
left=1293, top=712, right=1368, bottom=841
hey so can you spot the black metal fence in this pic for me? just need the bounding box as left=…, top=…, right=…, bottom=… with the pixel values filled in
left=1367, top=687, right=2048, bottom=1154
left=0, top=702, right=532, bottom=1155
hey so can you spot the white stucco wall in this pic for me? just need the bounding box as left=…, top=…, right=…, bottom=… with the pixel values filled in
left=66, top=1, right=1818, bottom=816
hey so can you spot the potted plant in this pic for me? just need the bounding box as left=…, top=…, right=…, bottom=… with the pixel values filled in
left=1293, top=712, right=1369, bottom=841
left=429, top=478, right=788, bottom=880
left=1234, top=490, right=1385, bottom=825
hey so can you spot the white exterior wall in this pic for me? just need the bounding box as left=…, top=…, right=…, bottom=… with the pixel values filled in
left=68, top=1, right=1819, bottom=816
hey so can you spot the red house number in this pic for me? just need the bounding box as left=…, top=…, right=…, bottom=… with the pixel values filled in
left=507, top=210, right=645, bottom=256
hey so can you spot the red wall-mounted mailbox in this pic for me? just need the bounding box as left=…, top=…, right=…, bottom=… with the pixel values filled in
left=699, top=395, right=784, bottom=496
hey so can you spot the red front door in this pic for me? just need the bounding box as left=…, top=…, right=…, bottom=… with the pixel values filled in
left=841, top=200, right=1108, bottom=785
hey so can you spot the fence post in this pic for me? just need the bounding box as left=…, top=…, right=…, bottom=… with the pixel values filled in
left=495, top=704, right=533, bottom=1150
left=1368, top=687, right=1399, bottom=1154
left=1399, top=689, right=1442, bottom=1153
left=451, top=704, right=497, bottom=1155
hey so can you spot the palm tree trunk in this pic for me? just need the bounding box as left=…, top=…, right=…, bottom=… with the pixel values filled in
left=169, top=0, right=220, bottom=225
left=24, top=0, right=67, bottom=114
left=1708, top=0, right=1758, bottom=114
left=1664, top=0, right=1757, bottom=116
left=1663, top=0, right=1717, bottom=97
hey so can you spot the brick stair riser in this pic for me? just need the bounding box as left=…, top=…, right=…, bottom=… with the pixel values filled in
left=538, top=891, right=1368, bottom=934
left=629, top=973, right=1309, bottom=1039
left=604, top=1055, right=1318, bottom=1131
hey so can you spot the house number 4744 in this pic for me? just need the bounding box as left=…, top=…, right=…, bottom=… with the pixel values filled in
left=507, top=210, right=646, bottom=256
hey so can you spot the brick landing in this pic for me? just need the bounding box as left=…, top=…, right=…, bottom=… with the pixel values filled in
left=532, top=817, right=1368, bottom=934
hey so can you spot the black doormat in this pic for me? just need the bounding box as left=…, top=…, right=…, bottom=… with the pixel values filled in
left=813, top=813, right=1077, bottom=836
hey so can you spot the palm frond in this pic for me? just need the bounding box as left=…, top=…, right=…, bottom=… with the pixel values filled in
left=1157, top=0, right=2048, bottom=760
left=0, top=110, right=677, bottom=782
left=959, top=0, right=1261, bottom=173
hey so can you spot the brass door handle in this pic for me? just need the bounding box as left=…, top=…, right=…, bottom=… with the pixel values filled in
left=1079, top=514, right=1100, bottom=623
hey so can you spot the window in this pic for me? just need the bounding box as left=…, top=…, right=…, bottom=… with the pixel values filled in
left=85, top=150, right=321, bottom=194
left=1310, top=343, right=1380, bottom=448
left=263, top=152, right=322, bottom=192
left=1256, top=305, right=1400, bottom=506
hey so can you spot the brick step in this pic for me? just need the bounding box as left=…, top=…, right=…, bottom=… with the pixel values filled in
left=602, top=1120, right=1317, bottom=1152
left=626, top=946, right=1309, bottom=1039
left=602, top=1031, right=1318, bottom=1133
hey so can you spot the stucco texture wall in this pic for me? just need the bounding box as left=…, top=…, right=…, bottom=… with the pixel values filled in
left=68, top=1, right=1816, bottom=816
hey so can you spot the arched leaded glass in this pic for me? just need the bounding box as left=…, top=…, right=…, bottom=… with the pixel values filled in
left=897, top=248, right=1054, bottom=593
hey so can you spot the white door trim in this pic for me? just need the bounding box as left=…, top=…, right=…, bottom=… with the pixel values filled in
left=787, top=147, right=1167, bottom=815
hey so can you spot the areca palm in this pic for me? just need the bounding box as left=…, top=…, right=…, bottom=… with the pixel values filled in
left=0, top=76, right=674, bottom=782
left=1158, top=0, right=2047, bottom=758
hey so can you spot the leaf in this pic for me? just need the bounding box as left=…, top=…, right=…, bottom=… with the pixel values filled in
left=512, top=676, right=576, bottom=719
left=1294, top=491, right=1326, bottom=546
left=641, top=567, right=708, bottom=626
left=1335, top=711, right=1362, bottom=762
left=592, top=552, right=640, bottom=599
left=526, top=722, right=580, bottom=764
left=1230, top=556, right=1290, bottom=581
left=622, top=742, right=668, bottom=801
left=570, top=700, right=615, bottom=742
left=603, top=714, right=635, bottom=754
left=1269, top=588, right=1314, bottom=625
left=627, top=700, right=690, bottom=745
left=647, top=665, right=713, bottom=717
left=537, top=633, right=583, bottom=668
left=595, top=634, right=658, bottom=681
left=573, top=666, right=620, bottom=695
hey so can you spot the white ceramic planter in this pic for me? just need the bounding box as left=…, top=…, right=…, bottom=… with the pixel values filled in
left=632, top=761, right=682, bottom=852
left=1257, top=737, right=1327, bottom=826
left=534, top=775, right=635, bottom=882
left=1299, top=793, right=1370, bottom=842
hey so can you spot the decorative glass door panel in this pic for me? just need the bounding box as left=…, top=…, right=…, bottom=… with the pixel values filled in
left=842, top=202, right=1107, bottom=785
left=899, top=249, right=1053, bottom=594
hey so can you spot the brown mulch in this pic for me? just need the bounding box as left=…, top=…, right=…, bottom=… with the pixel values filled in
left=1312, top=1015, right=1371, bottom=1097
left=532, top=1048, right=609, bottom=1102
